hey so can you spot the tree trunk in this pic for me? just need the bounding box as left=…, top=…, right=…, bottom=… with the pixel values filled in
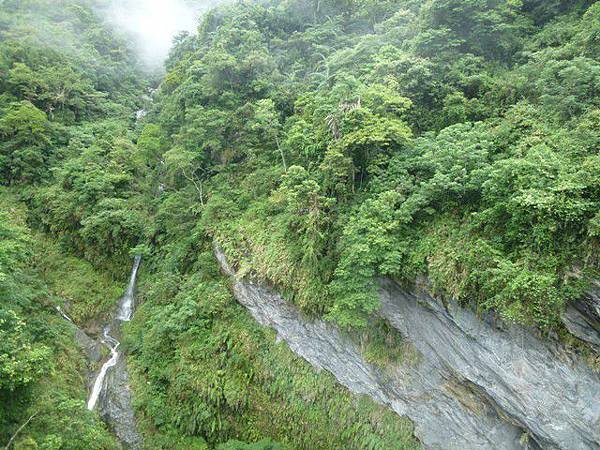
left=276, top=136, right=287, bottom=172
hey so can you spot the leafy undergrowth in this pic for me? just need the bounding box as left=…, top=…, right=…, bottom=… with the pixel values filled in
left=0, top=189, right=116, bottom=449
left=357, top=318, right=420, bottom=370
left=31, top=234, right=123, bottom=328
left=125, top=247, right=421, bottom=450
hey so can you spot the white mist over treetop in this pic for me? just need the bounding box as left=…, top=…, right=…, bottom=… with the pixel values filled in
left=103, top=0, right=210, bottom=69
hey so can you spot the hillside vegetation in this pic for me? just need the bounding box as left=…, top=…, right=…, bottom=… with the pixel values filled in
left=1, top=0, right=598, bottom=448
left=151, top=0, right=599, bottom=330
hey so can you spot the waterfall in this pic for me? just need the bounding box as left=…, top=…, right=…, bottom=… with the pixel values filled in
left=85, top=256, right=143, bottom=449
left=87, top=326, right=120, bottom=410
left=117, top=255, right=142, bottom=322
left=87, top=256, right=141, bottom=411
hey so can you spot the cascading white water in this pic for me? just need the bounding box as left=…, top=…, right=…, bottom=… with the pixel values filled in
left=87, top=255, right=141, bottom=411
left=56, top=306, right=73, bottom=322
left=87, top=326, right=120, bottom=410
left=117, top=255, right=142, bottom=322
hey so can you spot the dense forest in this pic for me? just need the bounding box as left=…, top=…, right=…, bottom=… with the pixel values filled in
left=1, top=0, right=598, bottom=448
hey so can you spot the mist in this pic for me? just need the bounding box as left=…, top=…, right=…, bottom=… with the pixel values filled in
left=103, top=0, right=216, bottom=70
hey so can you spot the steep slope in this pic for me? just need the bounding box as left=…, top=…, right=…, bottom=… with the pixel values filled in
left=216, top=247, right=600, bottom=450
left=2, top=0, right=599, bottom=448
left=0, top=190, right=118, bottom=448
left=148, top=0, right=599, bottom=333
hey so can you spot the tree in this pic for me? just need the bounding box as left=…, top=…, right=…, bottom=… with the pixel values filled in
left=0, top=101, right=50, bottom=184
left=164, top=147, right=206, bottom=204
left=250, top=99, right=287, bottom=170
left=0, top=310, right=51, bottom=391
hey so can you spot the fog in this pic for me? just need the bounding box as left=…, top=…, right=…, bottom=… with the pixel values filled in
left=104, top=0, right=217, bottom=69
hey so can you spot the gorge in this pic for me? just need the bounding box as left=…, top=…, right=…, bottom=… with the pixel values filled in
left=1, top=0, right=599, bottom=449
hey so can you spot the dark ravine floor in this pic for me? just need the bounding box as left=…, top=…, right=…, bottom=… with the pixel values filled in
left=215, top=246, right=600, bottom=450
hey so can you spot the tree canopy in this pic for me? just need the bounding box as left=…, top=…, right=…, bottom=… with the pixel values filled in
left=1, top=0, right=598, bottom=447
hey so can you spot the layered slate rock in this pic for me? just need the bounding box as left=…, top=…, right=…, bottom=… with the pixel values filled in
left=561, top=282, right=600, bottom=351
left=379, top=279, right=600, bottom=450
left=216, top=246, right=600, bottom=450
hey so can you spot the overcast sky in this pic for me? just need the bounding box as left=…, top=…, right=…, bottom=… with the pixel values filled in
left=104, top=0, right=210, bottom=69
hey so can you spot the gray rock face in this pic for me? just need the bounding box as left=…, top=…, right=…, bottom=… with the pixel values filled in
left=99, top=350, right=142, bottom=450
left=379, top=279, right=600, bottom=450
left=215, top=247, right=600, bottom=450
left=562, top=283, right=600, bottom=350
left=74, top=328, right=103, bottom=364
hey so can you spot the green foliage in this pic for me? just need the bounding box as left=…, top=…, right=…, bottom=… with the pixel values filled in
left=32, top=235, right=122, bottom=325
left=217, top=439, right=283, bottom=450
left=0, top=101, right=51, bottom=184
left=17, top=397, right=116, bottom=450
left=358, top=318, right=416, bottom=369
left=150, top=0, right=598, bottom=330
left=34, top=122, right=150, bottom=272
left=126, top=245, right=420, bottom=449
left=0, top=308, right=51, bottom=391
left=415, top=0, right=533, bottom=61
left=0, top=2, right=145, bottom=446
left=0, top=190, right=115, bottom=448
left=0, top=0, right=145, bottom=187
left=3, top=0, right=600, bottom=447
left=0, top=0, right=142, bottom=114
left=0, top=204, right=31, bottom=298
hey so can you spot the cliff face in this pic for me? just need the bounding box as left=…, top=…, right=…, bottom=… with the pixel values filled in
left=561, top=283, right=600, bottom=351
left=379, top=279, right=600, bottom=450
left=215, top=247, right=600, bottom=450
left=99, top=353, right=142, bottom=450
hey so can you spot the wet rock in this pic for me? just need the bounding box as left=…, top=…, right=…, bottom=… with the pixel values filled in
left=74, top=328, right=103, bottom=364
left=87, top=256, right=143, bottom=449
left=99, top=351, right=142, bottom=450
left=215, top=246, right=600, bottom=450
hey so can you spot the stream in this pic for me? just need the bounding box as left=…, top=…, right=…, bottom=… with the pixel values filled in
left=87, top=255, right=142, bottom=449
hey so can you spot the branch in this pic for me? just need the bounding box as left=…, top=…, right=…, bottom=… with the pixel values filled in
left=5, top=412, right=38, bottom=449
left=275, top=136, right=287, bottom=172
left=181, top=167, right=204, bottom=206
